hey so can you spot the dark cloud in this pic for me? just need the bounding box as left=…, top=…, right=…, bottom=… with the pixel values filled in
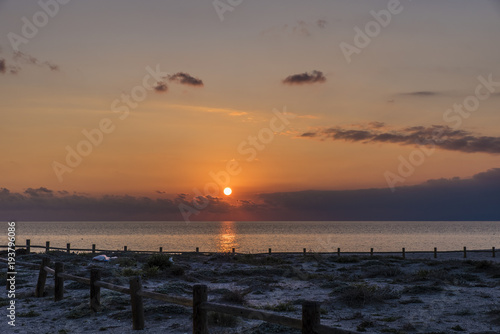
left=168, top=72, right=203, bottom=86
left=283, top=70, right=326, bottom=85
left=257, top=168, right=500, bottom=221
left=0, top=58, right=20, bottom=74
left=300, top=124, right=500, bottom=154
left=24, top=187, right=53, bottom=198
left=154, top=82, right=168, bottom=92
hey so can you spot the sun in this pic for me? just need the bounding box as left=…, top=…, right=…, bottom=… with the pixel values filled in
left=223, top=187, right=232, bottom=196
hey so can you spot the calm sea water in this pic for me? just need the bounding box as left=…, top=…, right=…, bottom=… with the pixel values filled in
left=3, top=221, right=499, bottom=253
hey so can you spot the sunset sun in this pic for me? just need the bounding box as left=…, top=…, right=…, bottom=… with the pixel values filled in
left=223, top=187, right=232, bottom=196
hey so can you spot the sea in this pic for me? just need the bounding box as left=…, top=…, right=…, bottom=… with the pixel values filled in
left=3, top=221, right=499, bottom=253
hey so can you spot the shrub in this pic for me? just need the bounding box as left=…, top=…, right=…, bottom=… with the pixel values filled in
left=142, top=265, right=160, bottom=277
left=146, top=254, right=172, bottom=270
left=337, top=283, right=399, bottom=307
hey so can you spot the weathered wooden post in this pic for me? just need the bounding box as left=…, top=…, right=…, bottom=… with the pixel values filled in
left=130, top=276, right=145, bottom=330
left=269, top=248, right=272, bottom=254
left=92, top=244, right=96, bottom=254
left=90, top=268, right=101, bottom=312
left=303, top=248, right=307, bottom=256
left=196, top=247, right=199, bottom=253
left=232, top=248, right=235, bottom=254
left=463, top=246, right=467, bottom=258
left=402, top=248, right=406, bottom=259
left=493, top=247, right=496, bottom=258
left=302, top=301, right=320, bottom=334
left=67, top=243, right=70, bottom=253
left=337, top=247, right=340, bottom=256
left=193, top=284, right=208, bottom=334
left=370, top=248, right=374, bottom=257
left=35, top=257, right=50, bottom=297
left=26, top=239, right=30, bottom=254
left=159, top=247, right=162, bottom=253
left=124, top=246, right=128, bottom=252
left=54, top=262, right=64, bottom=301
left=45, top=241, right=50, bottom=253
left=434, top=247, right=437, bottom=259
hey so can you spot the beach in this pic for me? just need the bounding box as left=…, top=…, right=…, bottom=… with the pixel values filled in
left=1, top=250, right=499, bottom=334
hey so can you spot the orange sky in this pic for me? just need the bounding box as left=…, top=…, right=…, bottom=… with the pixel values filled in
left=1, top=0, right=500, bottom=209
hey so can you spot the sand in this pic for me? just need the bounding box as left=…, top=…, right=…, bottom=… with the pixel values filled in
left=1, top=250, right=499, bottom=334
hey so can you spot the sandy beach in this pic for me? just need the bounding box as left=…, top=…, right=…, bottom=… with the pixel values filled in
left=1, top=250, right=499, bottom=334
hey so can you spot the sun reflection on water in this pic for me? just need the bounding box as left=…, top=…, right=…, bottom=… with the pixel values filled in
left=216, top=221, right=238, bottom=253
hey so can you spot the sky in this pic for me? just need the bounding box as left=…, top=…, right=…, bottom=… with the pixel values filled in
left=1, top=0, right=500, bottom=221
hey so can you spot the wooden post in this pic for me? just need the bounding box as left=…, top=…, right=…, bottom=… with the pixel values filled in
left=130, top=276, right=145, bottom=330
left=232, top=248, right=235, bottom=254
left=90, top=269, right=101, bottom=312
left=493, top=247, right=496, bottom=258
left=193, top=284, right=208, bottom=334
left=303, top=248, right=307, bottom=256
left=35, top=257, right=50, bottom=297
left=196, top=247, right=199, bottom=253
left=434, top=247, right=437, bottom=259
left=402, top=248, right=406, bottom=259
left=45, top=241, right=50, bottom=253
left=67, top=243, right=70, bottom=253
left=269, top=248, right=272, bottom=254
left=337, top=247, right=340, bottom=256
left=92, top=244, right=96, bottom=254
left=302, top=301, right=320, bottom=334
left=124, top=246, right=127, bottom=252
left=54, top=262, right=64, bottom=301
left=463, top=246, right=467, bottom=258
left=159, top=247, right=162, bottom=253
left=370, top=248, right=373, bottom=256
left=26, top=239, right=30, bottom=254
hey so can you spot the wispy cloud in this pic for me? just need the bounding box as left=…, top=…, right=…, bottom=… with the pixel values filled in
left=401, top=91, right=439, bottom=96
left=282, top=70, right=326, bottom=85
left=169, top=104, right=248, bottom=116
left=13, top=51, right=59, bottom=71
left=300, top=123, right=500, bottom=154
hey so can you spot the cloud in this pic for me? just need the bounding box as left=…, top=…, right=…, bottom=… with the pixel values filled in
left=153, top=82, right=168, bottom=92
left=24, top=187, right=53, bottom=197
left=402, top=91, right=439, bottom=97
left=282, top=70, right=326, bottom=85
left=0, top=58, right=20, bottom=74
left=168, top=72, right=203, bottom=86
left=13, top=51, right=59, bottom=71
left=261, top=19, right=328, bottom=38
left=2, top=168, right=500, bottom=220
left=300, top=123, right=500, bottom=154
left=316, top=19, right=327, bottom=29
left=257, top=168, right=500, bottom=220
